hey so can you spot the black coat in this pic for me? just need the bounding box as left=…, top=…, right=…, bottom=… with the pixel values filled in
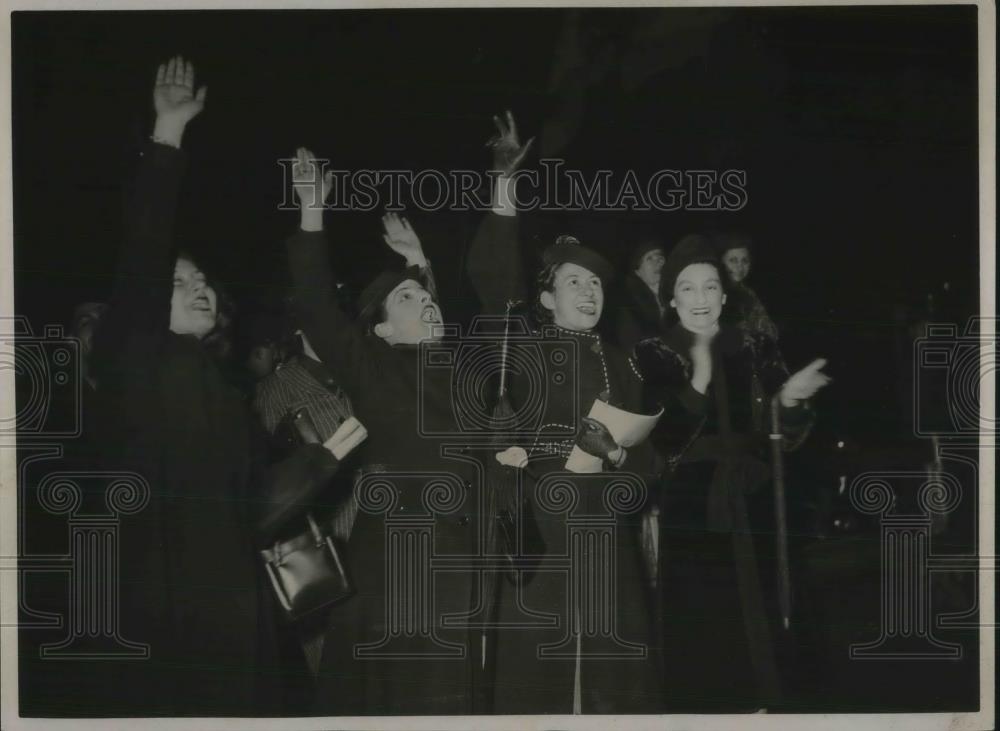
left=88, top=143, right=336, bottom=716
left=468, top=213, right=662, bottom=714
left=88, top=143, right=285, bottom=715
left=286, top=228, right=487, bottom=715
left=615, top=271, right=664, bottom=353
left=634, top=323, right=814, bottom=711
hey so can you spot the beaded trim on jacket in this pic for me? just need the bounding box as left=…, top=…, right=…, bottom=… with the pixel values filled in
left=527, top=324, right=610, bottom=459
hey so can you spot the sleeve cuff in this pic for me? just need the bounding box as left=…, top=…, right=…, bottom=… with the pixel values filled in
left=141, top=139, right=185, bottom=164
left=287, top=227, right=328, bottom=247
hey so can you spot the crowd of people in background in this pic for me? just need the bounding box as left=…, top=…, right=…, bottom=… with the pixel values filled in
left=62, top=57, right=832, bottom=717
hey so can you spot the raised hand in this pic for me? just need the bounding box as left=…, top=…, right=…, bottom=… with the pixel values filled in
left=779, top=358, right=832, bottom=407
left=152, top=56, right=207, bottom=147
left=487, top=110, right=535, bottom=176
left=689, top=329, right=715, bottom=394
left=292, top=147, right=334, bottom=211
left=382, top=212, right=426, bottom=268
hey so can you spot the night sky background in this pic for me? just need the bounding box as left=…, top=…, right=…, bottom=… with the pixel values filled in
left=12, top=6, right=981, bottom=446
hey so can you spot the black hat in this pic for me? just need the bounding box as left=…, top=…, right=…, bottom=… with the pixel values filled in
left=659, top=234, right=720, bottom=303
left=358, top=265, right=425, bottom=324
left=629, top=237, right=665, bottom=272
left=542, top=234, right=614, bottom=284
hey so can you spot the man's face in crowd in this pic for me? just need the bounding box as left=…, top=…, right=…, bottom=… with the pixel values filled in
left=635, top=248, right=665, bottom=290
left=671, top=262, right=726, bottom=334
left=374, top=279, right=443, bottom=345
left=721, top=247, right=751, bottom=284
left=541, top=262, right=604, bottom=332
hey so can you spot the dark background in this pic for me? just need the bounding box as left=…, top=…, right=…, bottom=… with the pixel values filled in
left=12, top=5, right=980, bottom=442
left=13, top=5, right=984, bottom=713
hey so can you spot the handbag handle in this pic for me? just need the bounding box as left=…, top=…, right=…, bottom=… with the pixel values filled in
left=306, top=512, right=325, bottom=546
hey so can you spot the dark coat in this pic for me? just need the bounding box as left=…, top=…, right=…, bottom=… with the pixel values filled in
left=88, top=143, right=315, bottom=716
left=634, top=323, right=813, bottom=711
left=468, top=213, right=662, bottom=714
left=726, top=281, right=779, bottom=341
left=616, top=271, right=664, bottom=353
left=286, top=229, right=487, bottom=715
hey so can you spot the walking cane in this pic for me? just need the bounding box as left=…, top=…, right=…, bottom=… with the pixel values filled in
left=481, top=301, right=517, bottom=671
left=770, top=394, right=792, bottom=630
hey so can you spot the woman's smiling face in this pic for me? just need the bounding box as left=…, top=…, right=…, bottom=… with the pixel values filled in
left=670, top=262, right=726, bottom=333
left=540, top=262, right=604, bottom=331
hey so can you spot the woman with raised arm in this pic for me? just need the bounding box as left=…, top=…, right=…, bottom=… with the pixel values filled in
left=285, top=148, right=493, bottom=715
left=633, top=234, right=830, bottom=712
left=467, top=112, right=662, bottom=714
left=89, top=58, right=351, bottom=716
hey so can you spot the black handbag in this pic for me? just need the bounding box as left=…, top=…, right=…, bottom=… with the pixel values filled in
left=260, top=407, right=354, bottom=621
left=261, top=512, right=353, bottom=621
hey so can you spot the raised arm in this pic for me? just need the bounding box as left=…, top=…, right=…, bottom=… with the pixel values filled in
left=93, top=57, right=206, bottom=378
left=467, top=111, right=534, bottom=315
left=286, top=148, right=374, bottom=398
left=381, top=212, right=439, bottom=302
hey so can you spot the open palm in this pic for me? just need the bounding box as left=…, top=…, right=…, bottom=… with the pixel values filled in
left=488, top=110, right=534, bottom=176
left=154, top=56, right=207, bottom=127
left=382, top=212, right=424, bottom=264
left=780, top=358, right=831, bottom=406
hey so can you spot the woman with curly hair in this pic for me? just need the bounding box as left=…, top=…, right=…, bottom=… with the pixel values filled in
left=89, top=57, right=342, bottom=716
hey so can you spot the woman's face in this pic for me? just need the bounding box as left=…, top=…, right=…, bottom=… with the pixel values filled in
left=169, top=257, right=217, bottom=339
left=671, top=262, right=726, bottom=333
left=374, top=279, right=443, bottom=345
left=635, top=248, right=666, bottom=290
left=540, top=262, right=604, bottom=331
left=721, top=247, right=751, bottom=283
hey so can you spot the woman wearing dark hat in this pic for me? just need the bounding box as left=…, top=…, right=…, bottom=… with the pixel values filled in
left=284, top=148, right=499, bottom=714
left=467, top=114, right=661, bottom=714
left=716, top=233, right=779, bottom=341
left=633, top=234, right=830, bottom=712
left=616, top=237, right=667, bottom=352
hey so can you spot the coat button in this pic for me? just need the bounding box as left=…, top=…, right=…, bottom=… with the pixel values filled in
left=458, top=514, right=470, bottom=526
left=463, top=480, right=472, bottom=490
